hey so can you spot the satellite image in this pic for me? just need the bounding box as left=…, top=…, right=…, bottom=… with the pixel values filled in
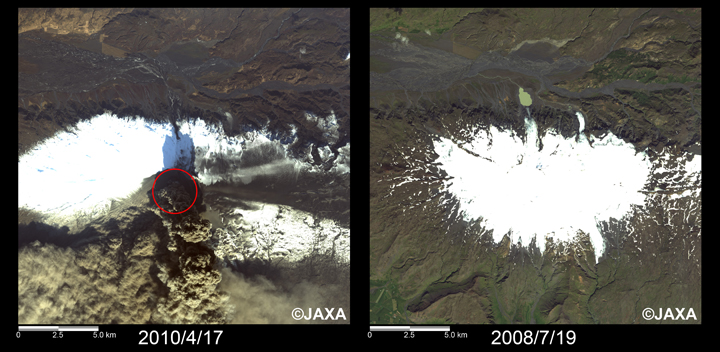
left=370, top=8, right=700, bottom=324
left=18, top=8, right=349, bottom=324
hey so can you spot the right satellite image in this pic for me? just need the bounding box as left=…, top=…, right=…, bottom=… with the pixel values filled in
left=370, top=8, right=700, bottom=324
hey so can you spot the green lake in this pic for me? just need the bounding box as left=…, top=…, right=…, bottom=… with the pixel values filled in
left=519, top=87, right=532, bottom=106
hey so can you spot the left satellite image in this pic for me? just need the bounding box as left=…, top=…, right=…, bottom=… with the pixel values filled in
left=18, top=8, right=350, bottom=324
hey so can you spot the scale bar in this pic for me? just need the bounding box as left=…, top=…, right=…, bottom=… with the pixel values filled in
left=19, top=326, right=99, bottom=332
left=409, top=326, right=451, bottom=331
left=370, top=326, right=450, bottom=332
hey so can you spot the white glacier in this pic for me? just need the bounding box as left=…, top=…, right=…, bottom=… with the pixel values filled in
left=18, top=111, right=349, bottom=230
left=432, top=112, right=656, bottom=263
left=18, top=112, right=183, bottom=225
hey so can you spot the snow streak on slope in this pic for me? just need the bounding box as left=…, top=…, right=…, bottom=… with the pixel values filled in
left=211, top=202, right=350, bottom=265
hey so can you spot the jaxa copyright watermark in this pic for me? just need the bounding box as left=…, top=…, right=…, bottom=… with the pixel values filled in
left=292, top=308, right=347, bottom=321
left=642, top=308, right=697, bottom=321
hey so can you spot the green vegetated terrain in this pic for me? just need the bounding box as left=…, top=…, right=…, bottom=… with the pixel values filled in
left=370, top=114, right=700, bottom=324
left=370, top=8, right=482, bottom=35
left=372, top=8, right=660, bottom=61
left=554, top=9, right=700, bottom=91
left=566, top=46, right=700, bottom=89
left=370, top=278, right=408, bottom=324
left=370, top=8, right=701, bottom=324
left=370, top=115, right=600, bottom=324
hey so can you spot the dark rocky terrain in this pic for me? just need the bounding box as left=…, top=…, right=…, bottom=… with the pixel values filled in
left=18, top=8, right=350, bottom=325
left=370, top=8, right=700, bottom=324
left=19, top=8, right=350, bottom=160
